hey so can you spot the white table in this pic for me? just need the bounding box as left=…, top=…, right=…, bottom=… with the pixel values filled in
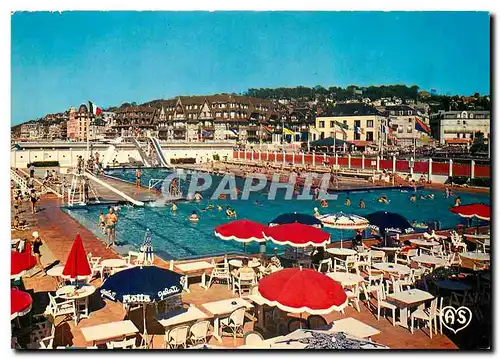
left=327, top=272, right=364, bottom=287
left=386, top=289, right=434, bottom=329
left=459, top=252, right=490, bottom=262
left=47, top=265, right=65, bottom=277
left=463, top=233, right=490, bottom=240
left=329, top=317, right=381, bottom=338
left=409, top=239, right=440, bottom=248
left=411, top=255, right=447, bottom=267
left=174, top=261, right=214, bottom=292
left=81, top=320, right=139, bottom=345
left=372, top=262, right=410, bottom=275
left=101, top=258, right=127, bottom=268
left=56, top=285, right=96, bottom=324
left=158, top=305, right=208, bottom=328
left=229, top=259, right=261, bottom=268
left=201, top=298, right=253, bottom=343
left=326, top=248, right=357, bottom=256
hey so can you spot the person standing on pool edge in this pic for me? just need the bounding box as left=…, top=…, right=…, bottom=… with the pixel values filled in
left=135, top=168, right=142, bottom=188
left=106, top=207, right=118, bottom=248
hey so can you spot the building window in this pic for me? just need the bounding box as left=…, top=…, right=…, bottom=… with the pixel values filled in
left=367, top=120, right=373, bottom=128
left=330, top=121, right=335, bottom=128
left=354, top=133, right=361, bottom=140
left=319, top=121, right=325, bottom=128
left=366, top=131, right=374, bottom=141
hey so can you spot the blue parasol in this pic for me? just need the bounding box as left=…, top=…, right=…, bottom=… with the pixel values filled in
left=365, top=211, right=414, bottom=247
left=100, top=266, right=184, bottom=347
left=270, top=212, right=323, bottom=228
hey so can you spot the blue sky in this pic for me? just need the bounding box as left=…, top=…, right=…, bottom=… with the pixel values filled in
left=11, top=11, right=490, bottom=125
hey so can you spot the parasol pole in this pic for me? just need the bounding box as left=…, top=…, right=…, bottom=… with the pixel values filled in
left=141, top=303, right=148, bottom=348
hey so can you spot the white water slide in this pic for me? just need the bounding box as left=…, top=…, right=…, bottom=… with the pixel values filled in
left=148, top=136, right=170, bottom=167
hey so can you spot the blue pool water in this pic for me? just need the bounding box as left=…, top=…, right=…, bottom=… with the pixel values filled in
left=62, top=168, right=490, bottom=260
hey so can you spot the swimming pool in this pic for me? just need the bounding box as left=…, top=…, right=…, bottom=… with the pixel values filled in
left=62, top=168, right=490, bottom=260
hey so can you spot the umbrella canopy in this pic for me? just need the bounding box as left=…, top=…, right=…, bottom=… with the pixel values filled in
left=11, top=243, right=37, bottom=278
left=214, top=219, right=267, bottom=243
left=100, top=266, right=184, bottom=304
left=318, top=212, right=369, bottom=230
left=450, top=204, right=490, bottom=221
left=269, top=213, right=323, bottom=228
left=309, top=137, right=350, bottom=148
left=263, top=223, right=331, bottom=248
left=365, top=211, right=414, bottom=235
left=271, top=329, right=388, bottom=349
left=11, top=288, right=33, bottom=320
left=62, top=234, right=91, bottom=279
left=258, top=268, right=347, bottom=314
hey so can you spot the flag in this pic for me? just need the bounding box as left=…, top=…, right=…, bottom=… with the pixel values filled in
left=283, top=127, right=295, bottom=136
left=334, top=121, right=349, bottom=130
left=354, top=125, right=361, bottom=134
left=263, top=126, right=274, bottom=134
left=88, top=101, right=103, bottom=116
left=415, top=117, right=431, bottom=134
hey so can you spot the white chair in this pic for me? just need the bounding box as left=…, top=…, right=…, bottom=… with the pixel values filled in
left=434, top=297, right=444, bottom=335
left=411, top=298, right=438, bottom=339
left=46, top=293, right=76, bottom=322
left=165, top=325, right=190, bottom=349
left=220, top=307, right=246, bottom=341
left=344, top=284, right=361, bottom=312
left=208, top=258, right=232, bottom=290
left=106, top=338, right=137, bottom=349
left=313, top=258, right=332, bottom=273
left=373, top=284, right=397, bottom=326
left=361, top=273, right=383, bottom=300
left=333, top=255, right=357, bottom=273
left=188, top=321, right=211, bottom=345
left=477, top=239, right=490, bottom=253
left=27, top=314, right=55, bottom=349
left=232, top=272, right=256, bottom=297
left=125, top=251, right=145, bottom=266
left=395, top=249, right=418, bottom=265
left=243, top=331, right=265, bottom=346
left=370, top=250, right=386, bottom=264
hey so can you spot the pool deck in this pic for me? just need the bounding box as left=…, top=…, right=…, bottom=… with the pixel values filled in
left=12, top=188, right=492, bottom=350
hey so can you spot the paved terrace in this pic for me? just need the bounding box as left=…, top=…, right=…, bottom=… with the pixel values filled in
left=11, top=193, right=475, bottom=349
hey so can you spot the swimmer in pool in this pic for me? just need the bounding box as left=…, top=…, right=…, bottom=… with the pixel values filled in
left=410, top=194, right=417, bottom=202
left=171, top=203, right=177, bottom=213
left=359, top=199, right=366, bottom=208
left=320, top=199, right=328, bottom=208
left=216, top=205, right=223, bottom=211
left=420, top=195, right=426, bottom=200
left=206, top=202, right=214, bottom=210
left=427, top=194, right=435, bottom=199
left=455, top=196, right=461, bottom=207
left=254, top=200, right=263, bottom=206
left=377, top=196, right=389, bottom=204
left=313, top=207, right=321, bottom=217
left=345, top=197, right=351, bottom=207
left=189, top=210, right=199, bottom=221
left=193, top=192, right=203, bottom=201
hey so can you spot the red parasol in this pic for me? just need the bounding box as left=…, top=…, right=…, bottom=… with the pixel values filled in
left=214, top=219, right=266, bottom=244
left=450, top=204, right=490, bottom=221
left=258, top=267, right=348, bottom=314
left=62, top=234, right=91, bottom=279
left=11, top=288, right=33, bottom=320
left=262, top=223, right=330, bottom=248
left=11, top=242, right=37, bottom=278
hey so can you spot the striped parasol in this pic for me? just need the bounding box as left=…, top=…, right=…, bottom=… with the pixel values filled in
left=318, top=212, right=369, bottom=230
left=317, top=212, right=369, bottom=248
left=141, top=228, right=154, bottom=265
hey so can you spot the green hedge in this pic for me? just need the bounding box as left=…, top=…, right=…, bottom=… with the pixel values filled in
left=213, top=154, right=220, bottom=161
left=170, top=158, right=196, bottom=165
left=470, top=177, right=490, bottom=187
left=30, top=161, right=60, bottom=167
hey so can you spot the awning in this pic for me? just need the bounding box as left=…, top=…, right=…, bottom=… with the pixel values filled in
left=310, top=137, right=350, bottom=147
left=348, top=140, right=376, bottom=147
left=445, top=139, right=472, bottom=144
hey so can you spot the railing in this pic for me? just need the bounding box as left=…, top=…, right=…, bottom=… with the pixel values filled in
left=10, top=169, right=27, bottom=192
left=148, top=178, right=164, bottom=190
